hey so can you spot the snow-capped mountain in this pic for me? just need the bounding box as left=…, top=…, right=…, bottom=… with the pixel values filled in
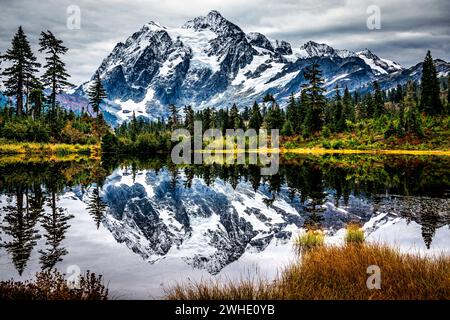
left=356, top=49, right=403, bottom=75
left=69, top=10, right=448, bottom=125
left=372, top=58, right=450, bottom=92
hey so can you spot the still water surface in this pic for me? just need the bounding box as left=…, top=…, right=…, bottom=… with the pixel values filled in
left=0, top=154, right=449, bottom=298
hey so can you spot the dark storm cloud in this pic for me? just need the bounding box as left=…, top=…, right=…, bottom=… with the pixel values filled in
left=0, top=0, right=448, bottom=85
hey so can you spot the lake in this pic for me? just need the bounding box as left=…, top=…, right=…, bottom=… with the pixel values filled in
left=0, top=154, right=449, bottom=299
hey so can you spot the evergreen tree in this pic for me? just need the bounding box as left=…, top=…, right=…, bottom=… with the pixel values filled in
left=28, top=79, right=45, bottom=119
left=394, top=84, right=403, bottom=103
left=87, top=71, right=107, bottom=120
left=373, top=81, right=384, bottom=117
left=229, top=103, right=243, bottom=129
left=202, top=107, right=212, bottom=130
left=248, top=101, right=263, bottom=130
left=221, top=108, right=230, bottom=134
left=298, top=89, right=308, bottom=130
left=342, top=86, right=354, bottom=123
left=1, top=26, right=40, bottom=116
left=210, top=109, right=218, bottom=128
left=333, top=86, right=345, bottom=132
left=183, top=105, right=195, bottom=134
left=403, top=81, right=423, bottom=137
left=1, top=187, right=40, bottom=275
left=281, top=119, right=294, bottom=136
left=302, top=62, right=326, bottom=135
left=39, top=191, right=73, bottom=269
left=263, top=93, right=275, bottom=103
left=265, top=100, right=284, bottom=131
left=447, top=75, right=450, bottom=113
left=87, top=186, right=107, bottom=230
left=168, top=104, right=179, bottom=130
left=420, top=51, right=444, bottom=115
left=286, top=93, right=296, bottom=123
left=363, top=93, right=374, bottom=118
left=38, top=30, right=72, bottom=112
left=242, top=105, right=250, bottom=121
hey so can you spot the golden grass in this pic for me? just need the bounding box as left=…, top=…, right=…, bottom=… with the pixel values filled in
left=165, top=244, right=450, bottom=300
left=197, top=148, right=450, bottom=156
left=345, top=224, right=365, bottom=245
left=282, top=148, right=450, bottom=156
left=0, top=142, right=100, bottom=157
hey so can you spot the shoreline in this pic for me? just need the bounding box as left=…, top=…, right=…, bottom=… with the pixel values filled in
left=0, top=142, right=100, bottom=157
left=2, top=143, right=450, bottom=158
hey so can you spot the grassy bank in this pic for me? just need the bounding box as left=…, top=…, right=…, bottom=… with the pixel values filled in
left=0, top=270, right=108, bottom=300
left=166, top=228, right=450, bottom=300
left=0, top=141, right=100, bottom=157
left=282, top=116, right=450, bottom=151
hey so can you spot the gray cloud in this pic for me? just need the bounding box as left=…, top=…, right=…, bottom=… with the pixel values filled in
left=0, top=0, right=448, bottom=85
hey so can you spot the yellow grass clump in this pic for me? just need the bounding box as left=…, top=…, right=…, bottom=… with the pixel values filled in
left=294, top=229, right=325, bottom=253
left=345, top=223, right=365, bottom=244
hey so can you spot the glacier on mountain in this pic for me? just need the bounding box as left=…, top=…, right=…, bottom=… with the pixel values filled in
left=68, top=10, right=448, bottom=125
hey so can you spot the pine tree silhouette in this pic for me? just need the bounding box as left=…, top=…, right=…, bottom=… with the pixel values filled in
left=1, top=186, right=41, bottom=275
left=39, top=191, right=73, bottom=270
left=86, top=185, right=107, bottom=230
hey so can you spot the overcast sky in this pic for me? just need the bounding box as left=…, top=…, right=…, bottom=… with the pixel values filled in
left=0, top=0, right=449, bottom=85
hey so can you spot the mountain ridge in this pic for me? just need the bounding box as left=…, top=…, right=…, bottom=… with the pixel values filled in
left=65, top=10, right=449, bottom=125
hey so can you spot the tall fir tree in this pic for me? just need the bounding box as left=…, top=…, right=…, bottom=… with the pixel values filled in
left=1, top=26, right=40, bottom=116
left=248, top=101, right=263, bottom=131
left=302, top=61, right=326, bottom=135
left=342, top=86, right=354, bottom=124
left=363, top=93, right=374, bottom=118
left=403, top=81, right=423, bottom=137
left=183, top=105, right=195, bottom=134
left=447, top=75, right=450, bottom=114
left=86, top=186, right=107, bottom=230
left=202, top=107, right=212, bottom=130
left=286, top=93, right=296, bottom=124
left=39, top=191, right=73, bottom=269
left=229, top=103, right=243, bottom=129
left=420, top=51, right=444, bottom=115
left=87, top=71, right=107, bottom=119
left=242, top=105, right=250, bottom=121
left=38, top=30, right=72, bottom=112
left=281, top=119, right=294, bottom=136
left=168, top=104, right=179, bottom=130
left=298, top=89, right=308, bottom=130
left=373, top=81, right=384, bottom=117
left=265, top=100, right=284, bottom=131
left=334, top=86, right=346, bottom=132
left=1, top=187, right=40, bottom=275
left=28, top=79, right=45, bottom=119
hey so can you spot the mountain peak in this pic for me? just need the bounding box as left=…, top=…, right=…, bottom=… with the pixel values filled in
left=300, top=41, right=335, bottom=57
left=357, top=48, right=377, bottom=59
left=182, top=10, right=243, bottom=36
left=143, top=21, right=166, bottom=33
left=207, top=10, right=222, bottom=18
left=356, top=48, right=403, bottom=74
